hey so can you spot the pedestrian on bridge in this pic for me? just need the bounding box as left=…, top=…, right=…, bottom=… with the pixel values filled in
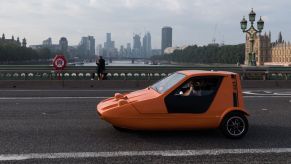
left=96, top=56, right=106, bottom=80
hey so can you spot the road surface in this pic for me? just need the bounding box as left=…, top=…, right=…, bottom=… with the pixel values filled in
left=0, top=89, right=291, bottom=163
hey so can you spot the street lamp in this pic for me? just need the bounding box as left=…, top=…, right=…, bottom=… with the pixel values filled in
left=240, top=8, right=264, bottom=66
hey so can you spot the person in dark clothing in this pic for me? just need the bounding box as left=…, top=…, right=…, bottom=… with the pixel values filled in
left=96, top=56, right=106, bottom=80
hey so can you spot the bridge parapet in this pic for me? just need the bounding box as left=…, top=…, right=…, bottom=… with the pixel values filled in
left=0, top=65, right=291, bottom=80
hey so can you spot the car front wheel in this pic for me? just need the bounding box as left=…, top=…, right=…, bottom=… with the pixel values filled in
left=220, top=113, right=248, bottom=139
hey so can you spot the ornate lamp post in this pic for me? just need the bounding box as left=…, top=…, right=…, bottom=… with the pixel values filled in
left=240, top=9, right=264, bottom=66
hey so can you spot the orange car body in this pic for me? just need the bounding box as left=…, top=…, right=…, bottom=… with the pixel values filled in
left=97, top=70, right=249, bottom=130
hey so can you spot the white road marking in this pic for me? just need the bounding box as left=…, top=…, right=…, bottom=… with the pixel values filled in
left=262, top=108, right=269, bottom=111
left=243, top=91, right=291, bottom=96
left=0, top=97, right=109, bottom=100
left=243, top=91, right=272, bottom=96
left=264, top=91, right=272, bottom=94
left=243, top=91, right=273, bottom=96
left=244, top=96, right=291, bottom=98
left=274, top=93, right=291, bottom=96
left=1, top=148, right=291, bottom=161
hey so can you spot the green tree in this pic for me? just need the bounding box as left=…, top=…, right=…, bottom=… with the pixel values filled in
left=0, top=43, right=54, bottom=64
left=152, top=44, right=245, bottom=64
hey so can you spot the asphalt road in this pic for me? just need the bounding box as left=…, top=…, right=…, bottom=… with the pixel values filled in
left=0, top=89, right=291, bottom=163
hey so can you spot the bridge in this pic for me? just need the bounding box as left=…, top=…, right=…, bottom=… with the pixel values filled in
left=0, top=65, right=291, bottom=163
left=1, top=65, right=291, bottom=81
left=104, top=57, right=155, bottom=64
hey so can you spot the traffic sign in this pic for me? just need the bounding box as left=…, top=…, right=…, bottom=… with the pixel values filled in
left=53, top=55, right=67, bottom=70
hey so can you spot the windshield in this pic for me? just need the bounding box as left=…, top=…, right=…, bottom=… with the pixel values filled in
left=151, top=73, right=186, bottom=94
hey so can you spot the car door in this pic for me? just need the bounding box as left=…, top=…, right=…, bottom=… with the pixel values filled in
left=164, top=76, right=223, bottom=114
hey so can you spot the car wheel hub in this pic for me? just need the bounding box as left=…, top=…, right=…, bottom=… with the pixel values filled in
left=226, top=116, right=245, bottom=136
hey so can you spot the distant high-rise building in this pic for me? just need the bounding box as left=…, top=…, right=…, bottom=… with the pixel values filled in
left=107, top=33, right=111, bottom=43
left=133, top=34, right=142, bottom=57
left=142, top=32, right=152, bottom=58
left=126, top=43, right=132, bottom=57
left=126, top=43, right=131, bottom=50
left=88, top=36, right=95, bottom=55
left=97, top=44, right=103, bottom=56
left=79, top=36, right=95, bottom=56
left=59, top=37, right=68, bottom=53
left=103, top=33, right=117, bottom=57
left=104, top=33, right=114, bottom=49
left=43, top=38, right=52, bottom=47
left=119, top=45, right=125, bottom=57
left=40, top=37, right=61, bottom=52
left=32, top=37, right=70, bottom=55
left=161, top=26, right=173, bottom=55
left=79, top=37, right=89, bottom=54
left=126, top=43, right=132, bottom=56
left=133, top=34, right=141, bottom=49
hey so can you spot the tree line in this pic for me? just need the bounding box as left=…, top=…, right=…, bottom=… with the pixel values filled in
left=152, top=44, right=245, bottom=64
left=0, top=44, right=54, bottom=64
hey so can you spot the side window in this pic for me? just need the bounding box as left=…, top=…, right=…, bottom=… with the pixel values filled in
left=174, top=76, right=223, bottom=97
left=199, top=76, right=222, bottom=96
left=165, top=75, right=224, bottom=114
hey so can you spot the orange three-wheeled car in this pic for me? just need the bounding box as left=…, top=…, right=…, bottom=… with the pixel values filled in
left=97, top=70, right=249, bottom=138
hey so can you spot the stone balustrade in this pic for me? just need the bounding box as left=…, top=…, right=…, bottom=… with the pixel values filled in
left=0, top=65, right=291, bottom=80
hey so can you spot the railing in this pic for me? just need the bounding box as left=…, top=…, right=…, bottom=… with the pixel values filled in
left=0, top=65, right=291, bottom=80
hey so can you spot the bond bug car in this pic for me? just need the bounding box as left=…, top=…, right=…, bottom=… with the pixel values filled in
left=97, top=70, right=249, bottom=138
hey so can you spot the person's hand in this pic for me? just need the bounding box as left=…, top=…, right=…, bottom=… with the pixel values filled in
left=189, top=85, right=193, bottom=91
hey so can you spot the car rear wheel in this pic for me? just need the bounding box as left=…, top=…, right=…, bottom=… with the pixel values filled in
left=220, top=112, right=248, bottom=139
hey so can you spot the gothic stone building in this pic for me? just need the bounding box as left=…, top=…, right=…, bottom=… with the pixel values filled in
left=0, top=33, right=27, bottom=47
left=245, top=32, right=291, bottom=66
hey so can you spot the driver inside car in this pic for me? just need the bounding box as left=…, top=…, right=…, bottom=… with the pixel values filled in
left=182, top=81, right=202, bottom=96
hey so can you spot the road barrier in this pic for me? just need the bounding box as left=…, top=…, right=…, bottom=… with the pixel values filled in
left=1, top=65, right=291, bottom=80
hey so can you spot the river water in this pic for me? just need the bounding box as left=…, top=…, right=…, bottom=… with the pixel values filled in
left=83, top=60, right=175, bottom=67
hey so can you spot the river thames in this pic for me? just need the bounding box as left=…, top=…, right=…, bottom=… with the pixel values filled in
left=82, top=60, right=176, bottom=67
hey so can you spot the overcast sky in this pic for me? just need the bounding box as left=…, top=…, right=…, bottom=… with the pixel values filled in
left=0, top=0, right=290, bottom=49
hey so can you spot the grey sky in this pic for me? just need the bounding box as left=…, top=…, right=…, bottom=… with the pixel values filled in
left=0, top=0, right=290, bottom=49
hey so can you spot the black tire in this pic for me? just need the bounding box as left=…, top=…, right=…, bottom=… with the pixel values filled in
left=220, top=112, right=248, bottom=139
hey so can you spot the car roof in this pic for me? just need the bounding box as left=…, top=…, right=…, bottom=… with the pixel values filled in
left=177, top=70, right=237, bottom=76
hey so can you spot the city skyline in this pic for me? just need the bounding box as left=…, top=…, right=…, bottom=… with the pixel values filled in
left=1, top=0, right=291, bottom=48
left=161, top=27, right=173, bottom=54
